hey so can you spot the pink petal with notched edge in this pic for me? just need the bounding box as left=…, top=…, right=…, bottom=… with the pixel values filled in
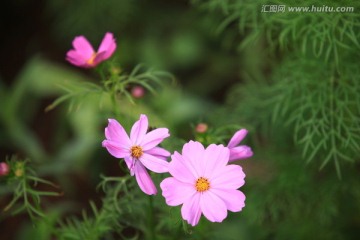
left=145, top=147, right=170, bottom=157
left=140, top=153, right=168, bottom=173
left=105, top=119, right=131, bottom=147
left=145, top=147, right=170, bottom=161
left=130, top=114, right=148, bottom=145
left=102, top=140, right=129, bottom=158
left=181, top=141, right=204, bottom=178
left=72, top=36, right=95, bottom=60
left=168, top=152, right=197, bottom=184
left=229, top=146, right=253, bottom=161
left=200, top=191, right=227, bottom=223
left=227, top=129, right=248, bottom=149
left=210, top=188, right=245, bottom=212
left=182, top=141, right=204, bottom=164
left=97, top=32, right=116, bottom=60
left=134, top=161, right=157, bottom=195
left=211, top=164, right=245, bottom=190
left=181, top=193, right=202, bottom=227
left=202, top=144, right=229, bottom=178
left=141, top=128, right=170, bottom=150
left=160, top=177, right=196, bottom=206
left=123, top=156, right=135, bottom=176
left=66, top=50, right=87, bottom=67
left=150, top=155, right=167, bottom=161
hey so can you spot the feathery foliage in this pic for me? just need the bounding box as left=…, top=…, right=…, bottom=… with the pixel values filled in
left=193, top=0, right=360, bottom=62
left=47, top=64, right=174, bottom=112
left=1, top=156, right=60, bottom=220
left=194, top=0, right=360, bottom=173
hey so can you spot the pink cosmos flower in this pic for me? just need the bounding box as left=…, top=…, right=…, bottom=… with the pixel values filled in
left=102, top=114, right=170, bottom=195
left=66, top=32, right=116, bottom=68
left=160, top=141, right=246, bottom=226
left=227, top=129, right=253, bottom=162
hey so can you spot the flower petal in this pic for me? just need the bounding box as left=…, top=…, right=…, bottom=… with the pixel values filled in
left=72, top=36, right=95, bottom=60
left=145, top=147, right=170, bottom=158
left=92, top=51, right=108, bottom=66
left=181, top=141, right=205, bottom=178
left=134, top=161, right=157, bottom=195
left=181, top=193, right=202, bottom=226
left=211, top=164, right=245, bottom=190
left=141, top=128, right=170, bottom=150
left=200, top=191, right=227, bottom=223
left=102, top=140, right=129, bottom=158
left=227, top=129, right=248, bottom=149
left=210, top=188, right=245, bottom=212
left=97, top=32, right=116, bottom=60
left=203, top=144, right=229, bottom=178
left=169, top=151, right=197, bottom=184
left=130, top=114, right=148, bottom=145
left=124, top=156, right=135, bottom=175
left=66, top=50, right=87, bottom=67
left=105, top=119, right=131, bottom=147
left=229, top=145, right=253, bottom=162
left=160, top=177, right=196, bottom=206
left=140, top=153, right=169, bottom=173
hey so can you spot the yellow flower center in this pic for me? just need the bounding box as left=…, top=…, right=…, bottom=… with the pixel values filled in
left=131, top=145, right=143, bottom=159
left=195, top=177, right=210, bottom=192
left=86, top=53, right=97, bottom=65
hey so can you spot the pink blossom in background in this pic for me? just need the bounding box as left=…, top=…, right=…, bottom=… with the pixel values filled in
left=0, top=162, right=9, bottom=176
left=227, top=129, right=253, bottom=162
left=131, top=86, right=145, bottom=98
left=160, top=141, right=246, bottom=226
left=66, top=32, right=116, bottom=68
left=102, top=114, right=170, bottom=195
left=195, top=123, right=208, bottom=133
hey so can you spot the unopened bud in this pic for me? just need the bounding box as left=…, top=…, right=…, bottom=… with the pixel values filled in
left=0, top=162, right=9, bottom=176
left=195, top=123, right=208, bottom=133
left=111, top=67, right=121, bottom=75
left=131, top=86, right=145, bottom=99
left=14, top=162, right=24, bottom=177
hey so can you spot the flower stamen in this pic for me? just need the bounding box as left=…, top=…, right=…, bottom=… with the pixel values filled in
left=195, top=177, right=210, bottom=192
left=131, top=145, right=143, bottom=159
left=86, top=53, right=97, bottom=65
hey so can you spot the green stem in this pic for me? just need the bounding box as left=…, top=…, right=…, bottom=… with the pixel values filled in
left=147, top=196, right=155, bottom=240
left=329, top=73, right=341, bottom=178
left=174, top=221, right=183, bottom=240
left=111, top=90, right=120, bottom=119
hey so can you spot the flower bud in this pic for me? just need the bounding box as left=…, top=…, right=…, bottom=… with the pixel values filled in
left=195, top=123, right=208, bottom=133
left=111, top=67, right=121, bottom=75
left=0, top=162, right=9, bottom=176
left=131, top=86, right=145, bottom=98
left=14, top=162, right=24, bottom=177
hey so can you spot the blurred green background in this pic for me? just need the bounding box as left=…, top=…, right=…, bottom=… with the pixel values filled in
left=1, top=0, right=360, bottom=239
